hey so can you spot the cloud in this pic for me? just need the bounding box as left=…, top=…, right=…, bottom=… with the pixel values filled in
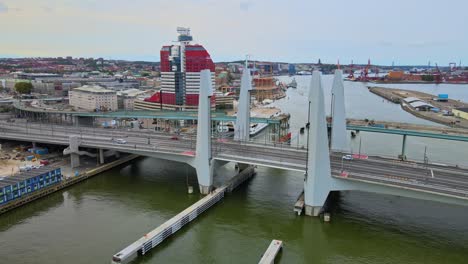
left=0, top=2, right=8, bottom=13
left=239, top=1, right=253, bottom=11
left=377, top=41, right=393, bottom=47
left=42, top=6, right=53, bottom=13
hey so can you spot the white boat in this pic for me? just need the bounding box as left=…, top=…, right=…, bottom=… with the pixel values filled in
left=249, top=123, right=268, bottom=136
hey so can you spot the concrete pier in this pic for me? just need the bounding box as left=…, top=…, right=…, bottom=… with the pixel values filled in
left=400, top=134, right=407, bottom=160
left=70, top=153, right=80, bottom=168
left=111, top=166, right=256, bottom=264
left=293, top=191, right=305, bottom=215
left=225, top=165, right=255, bottom=192
left=258, top=240, right=283, bottom=264
left=68, top=135, right=80, bottom=168
left=99, top=148, right=105, bottom=164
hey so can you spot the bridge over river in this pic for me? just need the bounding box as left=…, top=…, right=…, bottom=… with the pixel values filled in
left=1, top=69, right=468, bottom=217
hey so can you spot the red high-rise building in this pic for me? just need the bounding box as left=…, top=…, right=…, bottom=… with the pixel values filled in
left=143, top=27, right=215, bottom=111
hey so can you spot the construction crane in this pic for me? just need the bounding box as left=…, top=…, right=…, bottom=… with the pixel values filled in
left=449, top=62, right=457, bottom=72
left=347, top=60, right=355, bottom=79
left=434, top=63, right=442, bottom=83
left=359, top=59, right=371, bottom=82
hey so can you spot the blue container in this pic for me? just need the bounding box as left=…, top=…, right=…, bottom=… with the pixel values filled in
left=35, top=148, right=49, bottom=155
left=26, top=155, right=35, bottom=161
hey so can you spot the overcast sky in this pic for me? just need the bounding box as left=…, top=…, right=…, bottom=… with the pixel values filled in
left=0, top=0, right=466, bottom=65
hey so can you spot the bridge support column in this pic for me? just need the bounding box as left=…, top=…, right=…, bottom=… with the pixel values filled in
left=234, top=64, right=252, bottom=141
left=99, top=148, right=105, bottom=164
left=399, top=135, right=407, bottom=160
left=70, top=153, right=80, bottom=168
left=72, top=116, right=78, bottom=127
left=69, top=135, right=80, bottom=168
left=32, top=142, right=37, bottom=149
left=331, top=69, right=349, bottom=152
left=304, top=71, right=334, bottom=216
left=115, top=151, right=120, bottom=159
left=195, top=70, right=214, bottom=195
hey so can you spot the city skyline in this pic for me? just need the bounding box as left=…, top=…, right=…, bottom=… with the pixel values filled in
left=0, top=0, right=466, bottom=66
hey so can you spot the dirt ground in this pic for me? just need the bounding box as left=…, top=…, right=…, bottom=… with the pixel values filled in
left=0, top=159, right=21, bottom=176
left=0, top=142, right=58, bottom=177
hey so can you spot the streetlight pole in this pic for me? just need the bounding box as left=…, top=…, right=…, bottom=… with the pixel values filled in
left=358, top=137, right=362, bottom=159
left=424, top=146, right=429, bottom=175
left=304, top=101, right=311, bottom=181
left=341, top=156, right=344, bottom=173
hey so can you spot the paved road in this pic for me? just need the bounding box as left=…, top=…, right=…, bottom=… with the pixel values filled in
left=1, top=121, right=468, bottom=200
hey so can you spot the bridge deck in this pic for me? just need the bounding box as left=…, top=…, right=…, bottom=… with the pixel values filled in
left=1, top=121, right=468, bottom=203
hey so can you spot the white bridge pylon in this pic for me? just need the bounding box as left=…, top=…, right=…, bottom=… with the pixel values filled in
left=304, top=70, right=349, bottom=216
left=234, top=66, right=252, bottom=141
left=331, top=69, right=349, bottom=152
left=195, top=69, right=214, bottom=194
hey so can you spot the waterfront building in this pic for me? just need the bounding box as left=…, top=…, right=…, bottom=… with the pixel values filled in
left=69, top=85, right=118, bottom=111
left=137, top=27, right=215, bottom=111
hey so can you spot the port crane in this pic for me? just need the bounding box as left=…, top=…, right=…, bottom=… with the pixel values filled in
left=434, top=63, right=442, bottom=83
left=347, top=60, right=355, bottom=79
left=449, top=62, right=457, bottom=72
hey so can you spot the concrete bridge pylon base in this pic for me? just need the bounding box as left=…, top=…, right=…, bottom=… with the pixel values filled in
left=195, top=69, right=215, bottom=195
left=304, top=71, right=334, bottom=216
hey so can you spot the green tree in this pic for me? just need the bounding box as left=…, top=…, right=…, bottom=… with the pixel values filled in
left=14, top=82, right=33, bottom=94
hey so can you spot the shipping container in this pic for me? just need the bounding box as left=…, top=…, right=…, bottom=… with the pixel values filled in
left=0, top=167, right=62, bottom=206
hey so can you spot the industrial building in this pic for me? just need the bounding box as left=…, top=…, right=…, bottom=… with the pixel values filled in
left=410, top=101, right=435, bottom=111
left=453, top=108, right=468, bottom=120
left=138, top=27, right=215, bottom=111
left=69, top=85, right=118, bottom=111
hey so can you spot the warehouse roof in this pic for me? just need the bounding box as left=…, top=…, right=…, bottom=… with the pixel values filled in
left=72, top=85, right=116, bottom=94
left=410, top=101, right=434, bottom=108
left=403, top=97, right=421, bottom=103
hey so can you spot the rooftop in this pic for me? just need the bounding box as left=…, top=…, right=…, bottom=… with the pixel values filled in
left=117, top=89, right=148, bottom=97
left=403, top=97, right=421, bottom=103
left=410, top=101, right=434, bottom=108
left=72, top=85, right=116, bottom=94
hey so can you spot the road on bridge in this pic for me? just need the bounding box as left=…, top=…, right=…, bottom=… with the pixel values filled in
left=1, top=121, right=468, bottom=201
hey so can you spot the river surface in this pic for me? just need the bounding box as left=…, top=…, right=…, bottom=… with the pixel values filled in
left=1, top=76, right=468, bottom=263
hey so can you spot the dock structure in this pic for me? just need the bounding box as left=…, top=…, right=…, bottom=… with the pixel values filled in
left=0, top=155, right=138, bottom=215
left=112, top=166, right=256, bottom=264
left=258, top=240, right=283, bottom=264
left=293, top=191, right=305, bottom=215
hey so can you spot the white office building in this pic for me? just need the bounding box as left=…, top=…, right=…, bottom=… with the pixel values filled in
left=69, top=85, right=118, bottom=111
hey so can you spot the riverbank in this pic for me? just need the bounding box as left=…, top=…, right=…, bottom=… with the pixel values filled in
left=0, top=154, right=139, bottom=215
left=368, top=86, right=468, bottom=128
